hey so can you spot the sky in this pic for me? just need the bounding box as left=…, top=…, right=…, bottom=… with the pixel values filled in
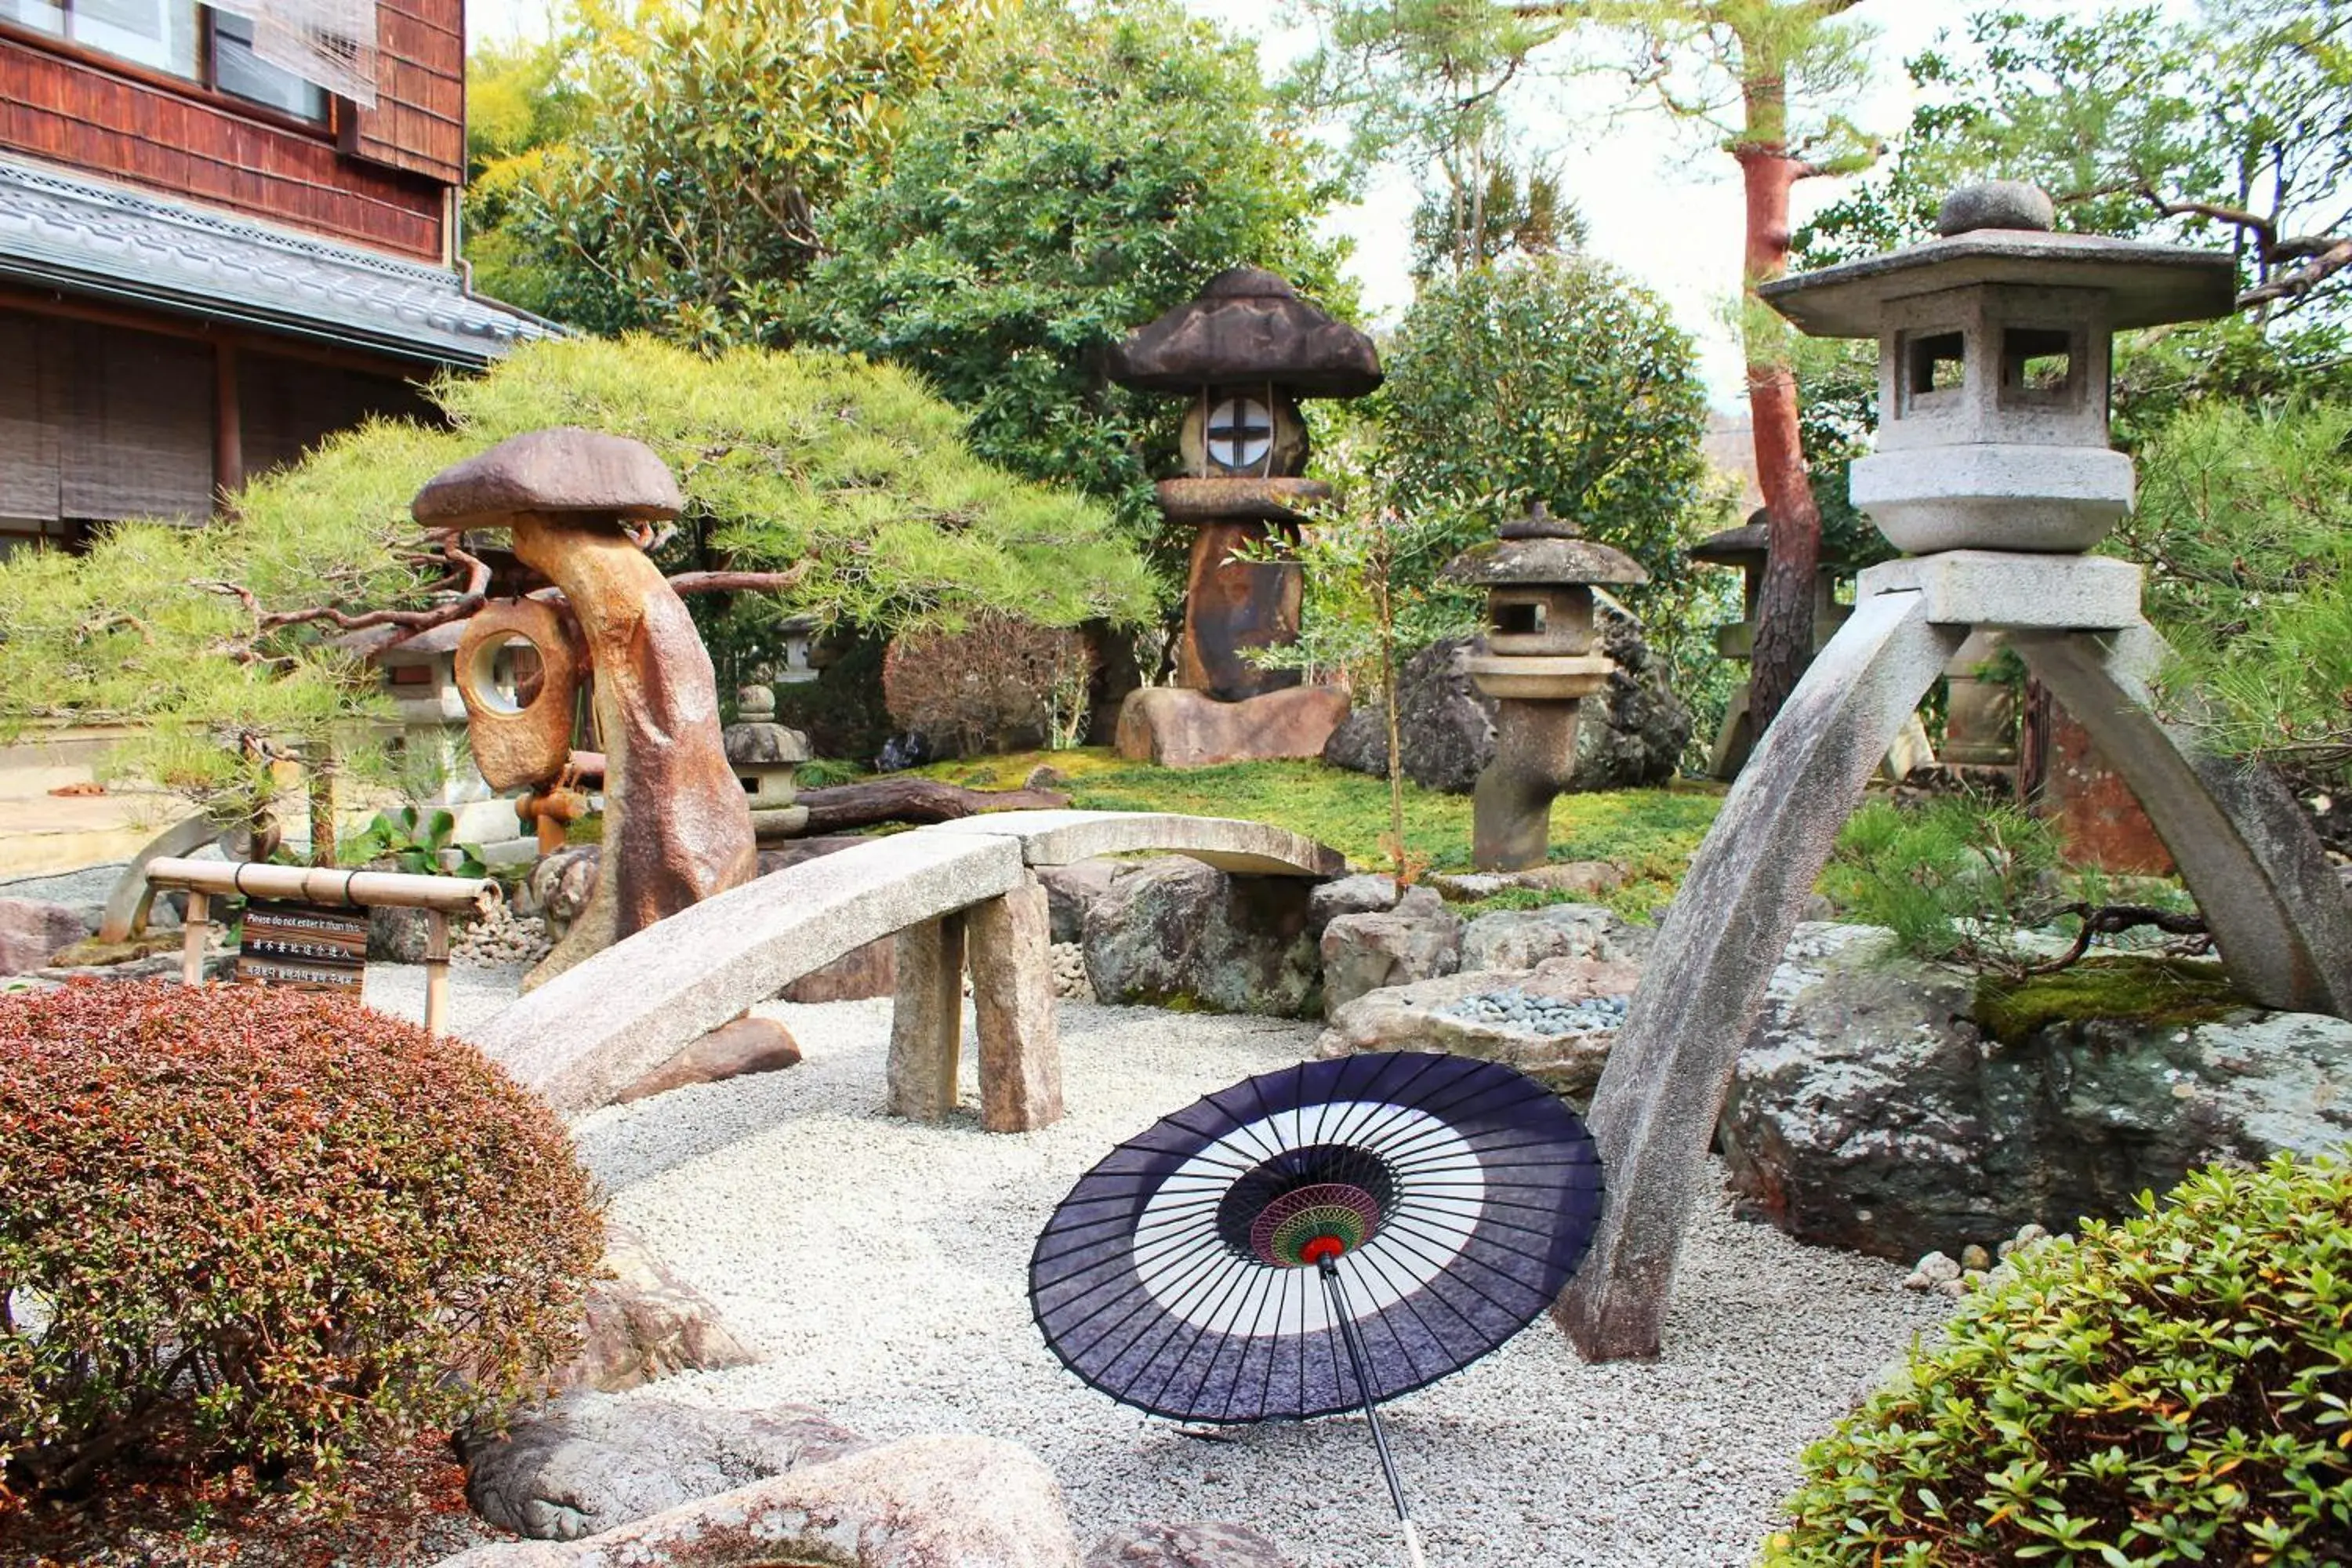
left=463, top=0, right=2156, bottom=404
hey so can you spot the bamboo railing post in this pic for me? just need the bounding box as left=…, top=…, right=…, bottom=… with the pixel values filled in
left=180, top=889, right=210, bottom=985
left=424, top=911, right=451, bottom=1039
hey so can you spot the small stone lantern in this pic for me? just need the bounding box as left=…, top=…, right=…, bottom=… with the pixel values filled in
left=1440, top=502, right=1647, bottom=869
left=1686, top=510, right=1852, bottom=779
left=1107, top=268, right=1378, bottom=768
left=724, top=681, right=811, bottom=842
left=1763, top=180, right=2234, bottom=556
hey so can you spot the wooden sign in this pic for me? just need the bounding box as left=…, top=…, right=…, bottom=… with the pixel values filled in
left=236, top=899, right=368, bottom=993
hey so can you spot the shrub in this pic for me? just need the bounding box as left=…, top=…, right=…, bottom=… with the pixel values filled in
left=882, top=615, right=1097, bottom=757
left=0, top=982, right=602, bottom=1499
left=1766, top=1154, right=2352, bottom=1566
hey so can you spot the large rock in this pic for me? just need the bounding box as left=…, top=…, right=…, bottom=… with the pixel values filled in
left=1086, top=1523, right=1294, bottom=1567
left=1081, top=859, right=1322, bottom=1018
left=1321, top=613, right=1691, bottom=794
left=1319, top=886, right=1461, bottom=1016
left=1460, top=902, right=1631, bottom=971
left=0, top=898, right=88, bottom=976
left=1115, top=685, right=1349, bottom=769
left=460, top=1396, right=867, bottom=1541
left=529, top=847, right=604, bottom=941
left=1718, top=931, right=2352, bottom=1261
left=433, top=1434, right=1080, bottom=1567
left=1317, top=954, right=1642, bottom=1103
left=1036, top=858, right=1122, bottom=945
left=554, top=1223, right=757, bottom=1395
left=615, top=1016, right=801, bottom=1104
left=1321, top=638, right=1491, bottom=794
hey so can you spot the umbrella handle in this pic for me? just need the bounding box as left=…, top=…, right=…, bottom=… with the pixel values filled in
left=1320, top=1258, right=1427, bottom=1567
left=1403, top=1518, right=1430, bottom=1568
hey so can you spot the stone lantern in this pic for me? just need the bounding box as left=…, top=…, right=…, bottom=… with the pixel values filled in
left=1439, top=502, right=1646, bottom=870
left=1108, top=267, right=1379, bottom=768
left=1554, top=182, right=2352, bottom=1365
left=724, top=681, right=810, bottom=842
left=1686, top=510, right=1852, bottom=779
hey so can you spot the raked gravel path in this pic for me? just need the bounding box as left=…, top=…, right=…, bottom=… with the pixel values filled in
left=368, top=967, right=1951, bottom=1567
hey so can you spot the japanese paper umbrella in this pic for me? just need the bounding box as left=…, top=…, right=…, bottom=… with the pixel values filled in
left=1029, top=1050, right=1603, bottom=1567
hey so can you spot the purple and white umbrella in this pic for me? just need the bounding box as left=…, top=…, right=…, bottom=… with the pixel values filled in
left=1030, top=1051, right=1603, bottom=1565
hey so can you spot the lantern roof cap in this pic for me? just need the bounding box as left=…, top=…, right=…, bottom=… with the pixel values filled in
left=1441, top=502, right=1648, bottom=588
left=412, top=427, right=684, bottom=529
left=1108, top=267, right=1383, bottom=398
left=1686, top=519, right=1769, bottom=564
left=1759, top=182, right=2237, bottom=339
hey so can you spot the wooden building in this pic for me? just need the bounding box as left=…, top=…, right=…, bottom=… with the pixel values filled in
left=0, top=0, right=550, bottom=554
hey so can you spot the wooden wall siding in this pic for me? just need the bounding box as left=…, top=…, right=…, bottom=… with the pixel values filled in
left=1, top=35, right=447, bottom=260
left=343, top=0, right=465, bottom=187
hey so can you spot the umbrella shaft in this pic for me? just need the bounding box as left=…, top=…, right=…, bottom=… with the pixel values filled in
left=1319, top=1259, right=1418, bottom=1542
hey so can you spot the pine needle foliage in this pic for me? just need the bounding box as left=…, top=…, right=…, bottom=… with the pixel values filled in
left=0, top=336, right=1155, bottom=822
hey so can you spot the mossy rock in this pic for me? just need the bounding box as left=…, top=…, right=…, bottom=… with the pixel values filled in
left=1974, top=955, right=2253, bottom=1047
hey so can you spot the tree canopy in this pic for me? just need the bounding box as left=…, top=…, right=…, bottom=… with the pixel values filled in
left=0, top=337, right=1156, bottom=819
left=786, top=0, right=1352, bottom=537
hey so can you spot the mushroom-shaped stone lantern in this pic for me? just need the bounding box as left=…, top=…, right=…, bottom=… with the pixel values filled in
left=1555, top=183, right=2351, bottom=1367
left=1440, top=501, right=1647, bottom=870
left=1107, top=267, right=1379, bottom=767
left=413, top=427, right=757, bottom=988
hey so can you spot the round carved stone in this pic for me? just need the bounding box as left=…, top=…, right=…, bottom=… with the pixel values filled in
left=1936, top=180, right=2056, bottom=237
left=1153, top=475, right=1332, bottom=524
left=456, top=597, right=586, bottom=791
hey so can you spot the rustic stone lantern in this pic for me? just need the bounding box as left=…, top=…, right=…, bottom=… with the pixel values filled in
left=1556, top=183, right=2352, bottom=1365
left=1686, top=510, right=1853, bottom=779
left=725, top=681, right=811, bottom=842
left=1439, top=501, right=1646, bottom=870
left=1108, top=267, right=1379, bottom=768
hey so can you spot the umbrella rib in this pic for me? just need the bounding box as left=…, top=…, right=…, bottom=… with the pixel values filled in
left=1351, top=1245, right=1455, bottom=1392
left=1061, top=1229, right=1237, bottom=1369
left=1131, top=1249, right=1254, bottom=1414
left=1174, top=1252, right=1285, bottom=1421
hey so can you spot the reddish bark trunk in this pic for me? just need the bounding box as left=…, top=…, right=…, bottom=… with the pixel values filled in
left=1736, top=113, right=1827, bottom=742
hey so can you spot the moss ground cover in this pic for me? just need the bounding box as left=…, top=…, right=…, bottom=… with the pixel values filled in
left=920, top=749, right=1726, bottom=920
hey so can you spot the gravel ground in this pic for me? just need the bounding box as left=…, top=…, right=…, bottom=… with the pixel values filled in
left=520, top=992, right=1957, bottom=1568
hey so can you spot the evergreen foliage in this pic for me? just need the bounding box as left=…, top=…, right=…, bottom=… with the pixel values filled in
left=1766, top=1154, right=2352, bottom=1566
left=0, top=337, right=1155, bottom=822
left=788, top=0, right=1351, bottom=536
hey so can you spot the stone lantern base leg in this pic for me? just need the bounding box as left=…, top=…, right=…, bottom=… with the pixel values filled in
left=1555, top=589, right=1964, bottom=1361
left=2009, top=625, right=2350, bottom=1015
left=1472, top=701, right=1586, bottom=871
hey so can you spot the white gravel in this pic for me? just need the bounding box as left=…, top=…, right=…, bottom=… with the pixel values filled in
left=527, top=993, right=1956, bottom=1568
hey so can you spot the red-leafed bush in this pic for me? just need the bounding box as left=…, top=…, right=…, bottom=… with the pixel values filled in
left=883, top=615, right=1098, bottom=757
left=0, top=982, right=602, bottom=1499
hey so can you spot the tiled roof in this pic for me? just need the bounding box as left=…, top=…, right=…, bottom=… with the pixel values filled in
left=0, top=154, right=557, bottom=365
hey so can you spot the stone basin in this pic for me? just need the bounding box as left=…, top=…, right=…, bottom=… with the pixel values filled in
left=1315, top=953, right=1642, bottom=1105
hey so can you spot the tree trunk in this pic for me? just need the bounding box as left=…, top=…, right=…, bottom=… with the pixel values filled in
left=1736, top=74, right=1827, bottom=741
left=795, top=778, right=1071, bottom=835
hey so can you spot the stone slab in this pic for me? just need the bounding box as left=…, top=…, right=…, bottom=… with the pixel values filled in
left=470, top=833, right=1025, bottom=1116
left=1857, top=550, right=2144, bottom=630
left=1112, top=685, right=1348, bottom=768
left=932, top=810, right=1345, bottom=878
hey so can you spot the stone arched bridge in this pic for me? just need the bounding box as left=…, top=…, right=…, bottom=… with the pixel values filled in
left=469, top=811, right=1345, bottom=1127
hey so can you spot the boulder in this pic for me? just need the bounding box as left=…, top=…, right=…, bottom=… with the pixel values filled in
left=1321, top=612, right=1691, bottom=794
left=529, top=848, right=604, bottom=941
left=778, top=936, right=895, bottom=1003
left=1718, top=934, right=2352, bottom=1261
left=1319, top=886, right=1461, bottom=1016
left=1115, top=685, right=1349, bottom=769
left=1317, top=955, right=1642, bottom=1103
left=0, top=898, right=88, bottom=976
left=1321, top=638, right=1491, bottom=794
left=1082, top=858, right=1322, bottom=1018
left=1085, top=1522, right=1294, bottom=1567
left=616, top=1016, right=801, bottom=1104
left=1036, top=858, right=1122, bottom=946
left=1428, top=862, right=1626, bottom=902
left=554, top=1222, right=757, bottom=1395
left=1306, top=873, right=1399, bottom=926
left=433, top=1434, right=1080, bottom=1567
left=460, top=1395, right=868, bottom=1541
left=1459, top=903, right=1629, bottom=972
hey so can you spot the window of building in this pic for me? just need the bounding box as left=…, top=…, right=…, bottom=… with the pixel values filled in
left=1, top=0, right=330, bottom=122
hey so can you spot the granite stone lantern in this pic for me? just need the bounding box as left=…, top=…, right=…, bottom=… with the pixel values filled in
left=1108, top=267, right=1379, bottom=768
left=1557, top=182, right=2352, bottom=1365
left=724, top=681, right=811, bottom=843
left=1686, top=510, right=1851, bottom=779
left=1440, top=502, right=1647, bottom=870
